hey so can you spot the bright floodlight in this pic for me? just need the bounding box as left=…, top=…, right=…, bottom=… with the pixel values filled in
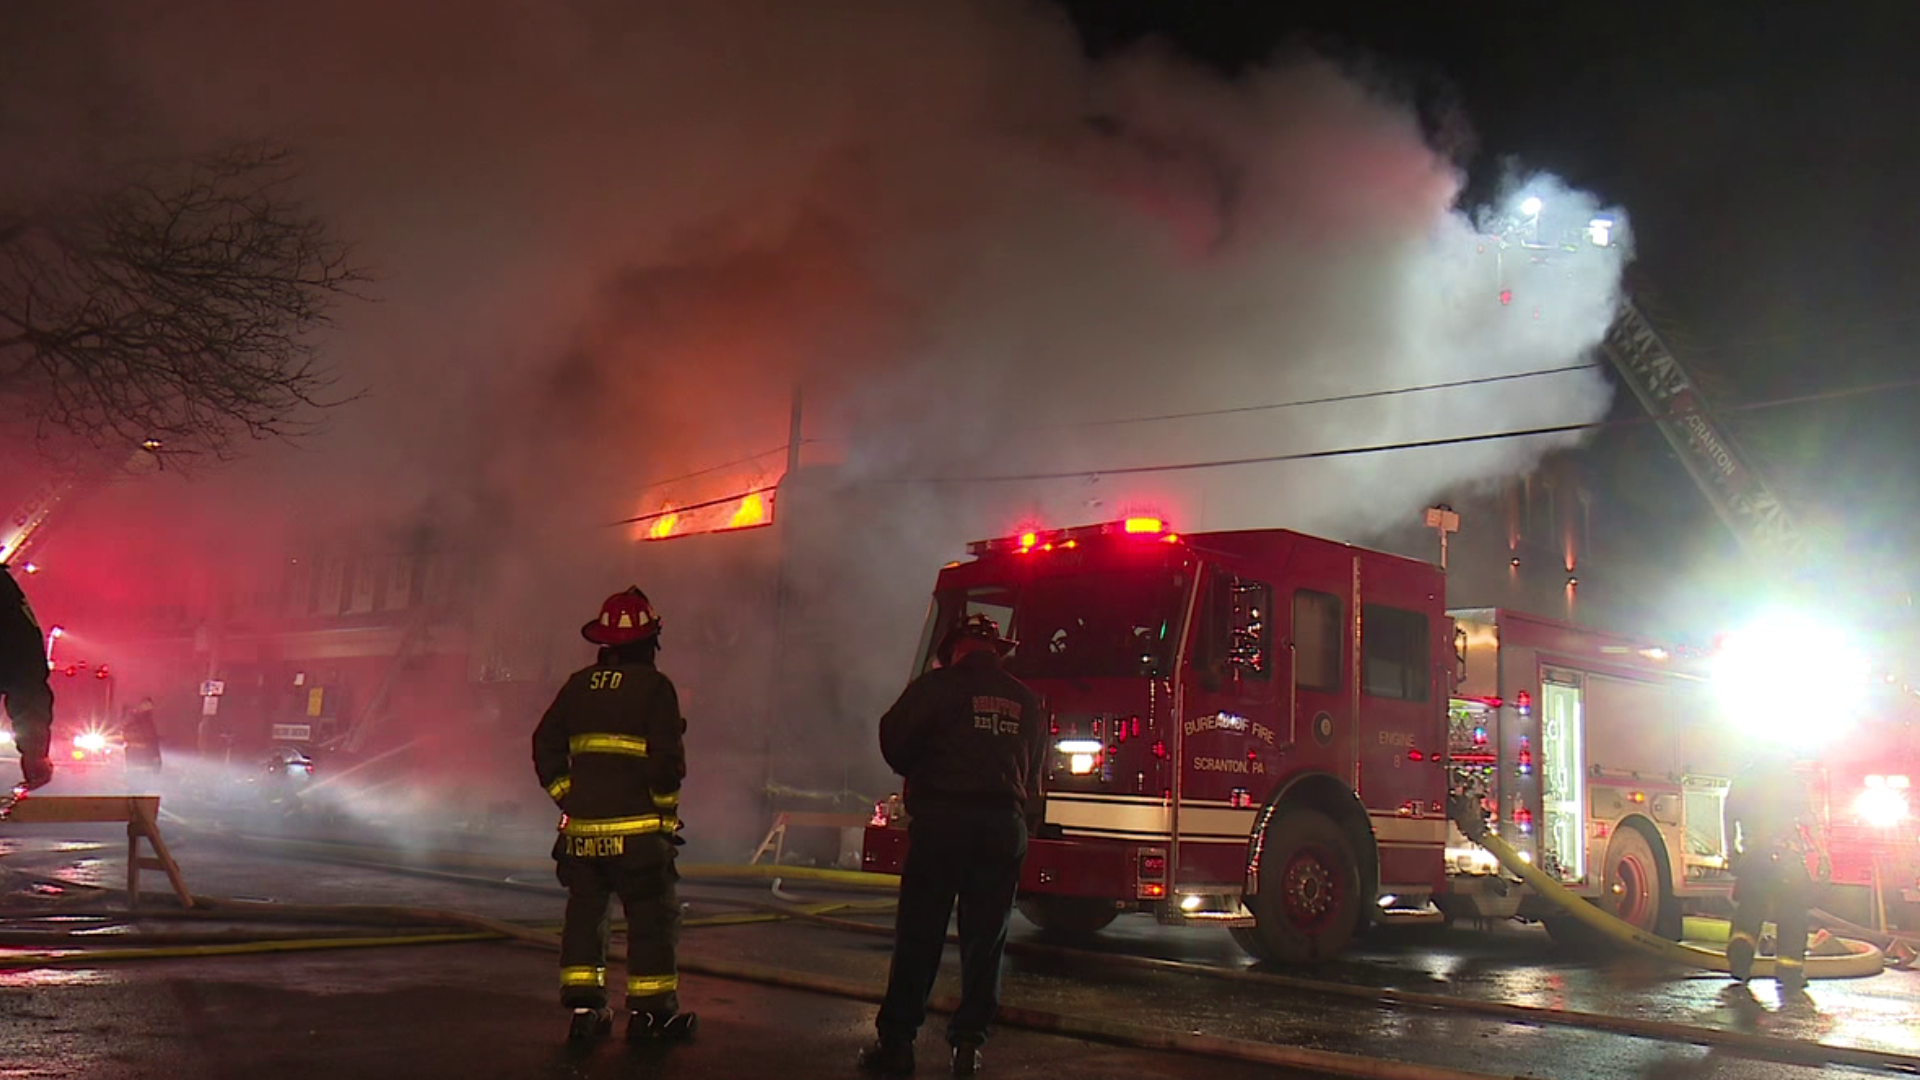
left=1712, top=610, right=1872, bottom=744
left=1856, top=776, right=1911, bottom=829
left=1520, top=196, right=1543, bottom=217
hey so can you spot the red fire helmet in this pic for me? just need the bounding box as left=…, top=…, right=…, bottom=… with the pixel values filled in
left=582, top=587, right=662, bottom=646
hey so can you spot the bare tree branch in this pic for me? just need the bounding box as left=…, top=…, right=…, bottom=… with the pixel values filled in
left=0, top=142, right=370, bottom=467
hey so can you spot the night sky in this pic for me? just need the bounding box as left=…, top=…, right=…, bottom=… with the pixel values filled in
left=1057, top=1, right=1920, bottom=605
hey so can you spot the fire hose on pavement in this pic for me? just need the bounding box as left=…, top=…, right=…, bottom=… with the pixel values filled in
left=6, top=834, right=1917, bottom=1076
left=0, top=889, right=1528, bottom=1080
left=1450, top=801, right=1885, bottom=979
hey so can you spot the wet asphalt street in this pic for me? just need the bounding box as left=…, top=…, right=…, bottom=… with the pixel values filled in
left=3, top=816, right=1917, bottom=1080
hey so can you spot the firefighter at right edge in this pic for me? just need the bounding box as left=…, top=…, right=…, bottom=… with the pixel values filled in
left=1723, top=749, right=1828, bottom=993
left=860, top=614, right=1046, bottom=1078
left=533, top=587, right=697, bottom=1043
left=1, top=564, right=55, bottom=795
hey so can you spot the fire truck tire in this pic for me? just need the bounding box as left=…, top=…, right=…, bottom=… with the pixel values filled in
left=1244, top=808, right=1361, bottom=963
left=1017, top=896, right=1119, bottom=938
left=1595, top=826, right=1666, bottom=936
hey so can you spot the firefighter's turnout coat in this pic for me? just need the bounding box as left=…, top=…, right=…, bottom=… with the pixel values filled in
left=533, top=654, right=686, bottom=853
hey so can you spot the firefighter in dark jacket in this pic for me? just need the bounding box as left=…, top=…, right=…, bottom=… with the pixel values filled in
left=859, top=614, right=1046, bottom=1078
left=1723, top=750, right=1826, bottom=992
left=532, top=587, right=696, bottom=1043
left=123, top=697, right=163, bottom=773
left=1, top=565, right=54, bottom=794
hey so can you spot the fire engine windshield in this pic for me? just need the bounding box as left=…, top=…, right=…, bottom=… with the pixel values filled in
left=928, top=570, right=1186, bottom=680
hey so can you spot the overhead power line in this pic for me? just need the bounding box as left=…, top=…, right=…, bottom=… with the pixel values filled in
left=639, top=445, right=789, bottom=491
left=1060, top=363, right=1600, bottom=429
left=902, top=373, right=1920, bottom=485
left=612, top=484, right=779, bottom=528
left=800, top=362, right=1601, bottom=446
left=607, top=372, right=1920, bottom=527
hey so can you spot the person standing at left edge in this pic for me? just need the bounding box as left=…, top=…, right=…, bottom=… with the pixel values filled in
left=1, top=563, right=55, bottom=798
left=533, top=587, right=697, bottom=1044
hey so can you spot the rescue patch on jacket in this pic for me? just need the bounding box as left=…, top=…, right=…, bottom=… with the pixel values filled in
left=971, top=695, right=1024, bottom=736
left=567, top=835, right=627, bottom=858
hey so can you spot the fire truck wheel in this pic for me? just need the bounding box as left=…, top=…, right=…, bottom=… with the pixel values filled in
left=1016, top=896, right=1119, bottom=939
left=1595, top=826, right=1666, bottom=935
left=1246, top=808, right=1361, bottom=963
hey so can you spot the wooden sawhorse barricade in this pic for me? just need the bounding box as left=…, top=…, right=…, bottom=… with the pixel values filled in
left=4, top=796, right=193, bottom=908
left=750, top=810, right=872, bottom=867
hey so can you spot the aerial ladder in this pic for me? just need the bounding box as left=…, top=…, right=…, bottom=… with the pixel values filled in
left=1596, top=290, right=1812, bottom=568
left=0, top=443, right=164, bottom=569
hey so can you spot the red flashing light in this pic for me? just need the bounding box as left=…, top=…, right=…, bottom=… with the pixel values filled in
left=94, top=668, right=109, bottom=680
left=1018, top=531, right=1038, bottom=550
left=1123, top=517, right=1165, bottom=535
left=1515, top=690, right=1532, bottom=710
left=1408, top=750, right=1425, bottom=762
left=1499, top=289, right=1514, bottom=306
left=1130, top=716, right=1141, bottom=738
left=1247, top=747, right=1258, bottom=762
left=63, top=665, right=76, bottom=678
left=1140, top=882, right=1167, bottom=899
left=1515, top=807, right=1533, bottom=833
left=1151, top=740, right=1168, bottom=760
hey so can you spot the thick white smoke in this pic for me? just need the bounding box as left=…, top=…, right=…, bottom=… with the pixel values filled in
left=2, top=0, right=1629, bottom=847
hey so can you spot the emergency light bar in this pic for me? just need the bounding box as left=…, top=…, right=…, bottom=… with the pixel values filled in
left=967, top=517, right=1180, bottom=557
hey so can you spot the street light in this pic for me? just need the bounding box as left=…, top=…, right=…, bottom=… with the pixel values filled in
left=1520, top=195, right=1543, bottom=217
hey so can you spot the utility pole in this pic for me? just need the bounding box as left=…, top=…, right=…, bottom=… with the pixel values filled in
left=763, top=385, right=804, bottom=807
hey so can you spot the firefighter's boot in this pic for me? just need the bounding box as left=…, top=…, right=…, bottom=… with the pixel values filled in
left=951, top=1037, right=984, bottom=1076
left=857, top=1036, right=915, bottom=1076
left=1726, top=936, right=1756, bottom=983
left=627, top=1008, right=699, bottom=1043
left=568, top=1006, right=614, bottom=1042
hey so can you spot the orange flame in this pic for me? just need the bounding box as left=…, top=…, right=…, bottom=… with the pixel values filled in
left=728, top=492, right=767, bottom=529
left=647, top=508, right=679, bottom=540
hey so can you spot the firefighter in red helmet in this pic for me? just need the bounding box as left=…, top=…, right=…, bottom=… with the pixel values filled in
left=532, top=587, right=697, bottom=1043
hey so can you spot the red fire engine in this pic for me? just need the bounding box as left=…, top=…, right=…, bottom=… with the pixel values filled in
left=863, top=517, right=1453, bottom=963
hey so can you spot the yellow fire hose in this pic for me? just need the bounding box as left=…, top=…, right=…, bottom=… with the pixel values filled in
left=203, top=830, right=901, bottom=888
left=8, top=861, right=1914, bottom=1076
left=1455, top=814, right=1884, bottom=979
